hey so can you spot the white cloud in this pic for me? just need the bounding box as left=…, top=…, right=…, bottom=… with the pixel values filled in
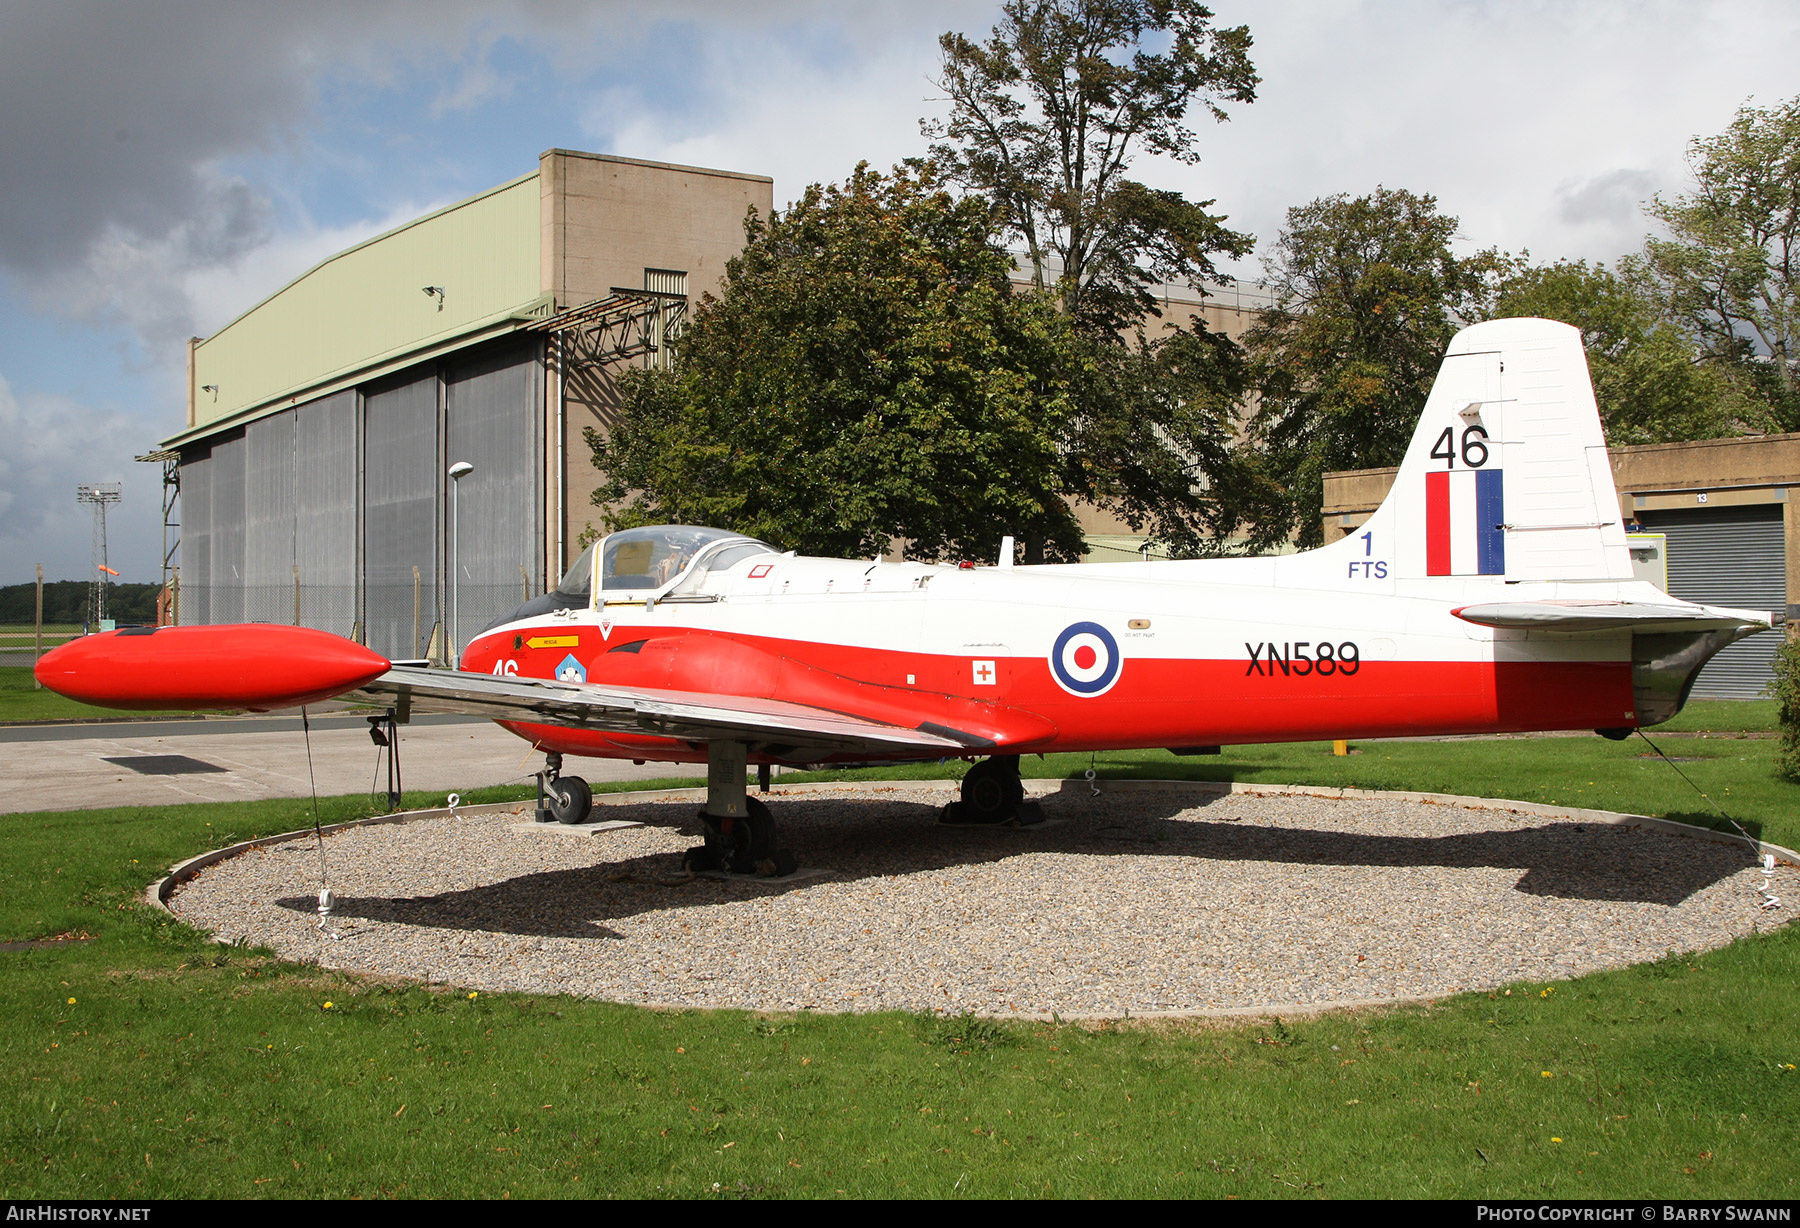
left=574, top=5, right=974, bottom=202
left=0, top=372, right=161, bottom=585
left=1186, top=0, right=1800, bottom=275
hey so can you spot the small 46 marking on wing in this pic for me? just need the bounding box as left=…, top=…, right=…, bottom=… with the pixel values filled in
left=1245, top=641, right=1361, bottom=677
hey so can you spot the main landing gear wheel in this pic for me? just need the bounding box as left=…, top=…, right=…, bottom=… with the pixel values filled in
left=943, top=755, right=1042, bottom=826
left=546, top=775, right=592, bottom=825
left=682, top=796, right=798, bottom=878
left=680, top=742, right=799, bottom=877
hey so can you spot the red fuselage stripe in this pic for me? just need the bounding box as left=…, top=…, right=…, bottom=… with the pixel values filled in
left=464, top=626, right=1635, bottom=765
left=1425, top=469, right=1451, bottom=577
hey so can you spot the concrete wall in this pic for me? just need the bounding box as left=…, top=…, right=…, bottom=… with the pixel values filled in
left=1611, top=434, right=1800, bottom=627
left=1141, top=278, right=1273, bottom=344
left=541, top=150, right=774, bottom=568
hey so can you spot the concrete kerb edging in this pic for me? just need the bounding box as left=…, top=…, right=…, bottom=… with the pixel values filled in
left=147, top=776, right=1800, bottom=915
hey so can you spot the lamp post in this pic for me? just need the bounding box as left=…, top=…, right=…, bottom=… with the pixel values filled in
left=448, top=461, right=473, bottom=668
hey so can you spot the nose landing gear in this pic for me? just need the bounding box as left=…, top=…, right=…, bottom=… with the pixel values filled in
left=534, top=751, right=593, bottom=825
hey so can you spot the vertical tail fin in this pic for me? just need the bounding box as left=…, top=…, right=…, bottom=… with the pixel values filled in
left=1345, top=317, right=1631, bottom=584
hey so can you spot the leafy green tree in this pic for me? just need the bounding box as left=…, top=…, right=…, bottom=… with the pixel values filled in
left=924, top=0, right=1257, bottom=332
left=918, top=0, right=1263, bottom=556
left=1055, top=317, right=1265, bottom=557
left=0, top=580, right=157, bottom=625
left=588, top=165, right=1086, bottom=563
left=1775, top=634, right=1800, bottom=782
left=592, top=162, right=1261, bottom=563
left=1773, top=633, right=1800, bottom=782
left=1641, top=96, right=1800, bottom=431
left=1242, top=188, right=1513, bottom=549
left=1491, top=260, right=1742, bottom=445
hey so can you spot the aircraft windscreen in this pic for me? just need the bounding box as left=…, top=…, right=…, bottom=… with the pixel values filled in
left=554, top=545, right=596, bottom=600
left=600, top=526, right=753, bottom=592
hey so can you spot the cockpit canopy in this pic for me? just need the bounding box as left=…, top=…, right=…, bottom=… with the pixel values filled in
left=552, top=525, right=778, bottom=606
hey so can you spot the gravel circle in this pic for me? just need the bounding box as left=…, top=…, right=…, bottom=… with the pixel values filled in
left=168, top=783, right=1796, bottom=1017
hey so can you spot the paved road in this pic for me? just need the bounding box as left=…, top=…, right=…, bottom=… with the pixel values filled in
left=0, top=714, right=688, bottom=815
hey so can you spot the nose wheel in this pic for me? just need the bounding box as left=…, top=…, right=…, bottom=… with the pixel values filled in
left=534, top=751, right=593, bottom=825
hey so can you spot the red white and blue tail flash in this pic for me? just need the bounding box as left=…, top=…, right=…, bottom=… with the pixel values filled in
left=1424, top=469, right=1505, bottom=576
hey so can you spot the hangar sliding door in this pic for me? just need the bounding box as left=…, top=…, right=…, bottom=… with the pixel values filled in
left=205, top=431, right=248, bottom=626
left=178, top=448, right=211, bottom=626
left=1639, top=504, right=1787, bottom=699
left=363, top=374, right=440, bottom=660
left=244, top=414, right=295, bottom=624
left=444, top=341, right=543, bottom=649
left=294, top=391, right=357, bottom=637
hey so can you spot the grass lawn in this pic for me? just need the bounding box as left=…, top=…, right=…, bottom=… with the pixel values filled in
left=0, top=707, right=1795, bottom=1198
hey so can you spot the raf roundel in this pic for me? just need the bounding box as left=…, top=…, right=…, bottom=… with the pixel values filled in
left=1049, top=621, right=1122, bottom=697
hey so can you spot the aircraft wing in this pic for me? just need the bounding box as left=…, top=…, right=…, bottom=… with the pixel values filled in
left=348, top=666, right=977, bottom=755
left=1453, top=600, right=1775, bottom=635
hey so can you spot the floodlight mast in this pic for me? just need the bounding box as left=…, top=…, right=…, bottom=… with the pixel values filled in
left=75, top=483, right=122, bottom=630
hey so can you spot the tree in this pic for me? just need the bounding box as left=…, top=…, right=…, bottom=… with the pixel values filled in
left=1491, top=260, right=1742, bottom=445
left=919, top=0, right=1262, bottom=555
left=1775, top=633, right=1800, bottom=783
left=1641, top=96, right=1800, bottom=431
left=924, top=0, right=1257, bottom=332
left=588, top=165, right=1087, bottom=563
left=1242, top=188, right=1513, bottom=549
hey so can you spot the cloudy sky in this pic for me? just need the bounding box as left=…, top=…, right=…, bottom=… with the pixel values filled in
left=3, top=0, right=1797, bottom=584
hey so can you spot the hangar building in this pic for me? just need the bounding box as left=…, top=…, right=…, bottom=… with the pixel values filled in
left=150, top=149, right=1271, bottom=654
left=1323, top=435, right=1800, bottom=698
left=153, top=150, right=773, bottom=660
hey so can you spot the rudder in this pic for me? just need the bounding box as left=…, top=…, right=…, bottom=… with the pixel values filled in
left=1368, top=317, right=1631, bottom=584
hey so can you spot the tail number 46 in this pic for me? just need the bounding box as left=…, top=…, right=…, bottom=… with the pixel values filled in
left=1430, top=425, right=1489, bottom=469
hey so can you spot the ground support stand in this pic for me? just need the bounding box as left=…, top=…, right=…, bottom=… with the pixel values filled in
left=366, top=710, right=403, bottom=812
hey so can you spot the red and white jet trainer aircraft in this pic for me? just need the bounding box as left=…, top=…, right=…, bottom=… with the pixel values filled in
left=38, top=318, right=1777, bottom=876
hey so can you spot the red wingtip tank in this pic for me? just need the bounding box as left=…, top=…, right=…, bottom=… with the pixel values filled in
left=33, top=625, right=392, bottom=712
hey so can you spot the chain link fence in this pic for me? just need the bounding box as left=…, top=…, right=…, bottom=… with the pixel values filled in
left=0, top=622, right=80, bottom=670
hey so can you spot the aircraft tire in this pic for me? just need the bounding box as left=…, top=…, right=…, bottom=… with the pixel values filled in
left=693, top=797, right=793, bottom=877
left=547, top=775, right=592, bottom=824
left=959, top=756, right=1024, bottom=822
left=681, top=845, right=725, bottom=873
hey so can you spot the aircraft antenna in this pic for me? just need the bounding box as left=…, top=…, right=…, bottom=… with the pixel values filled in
left=75, top=483, right=121, bottom=628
